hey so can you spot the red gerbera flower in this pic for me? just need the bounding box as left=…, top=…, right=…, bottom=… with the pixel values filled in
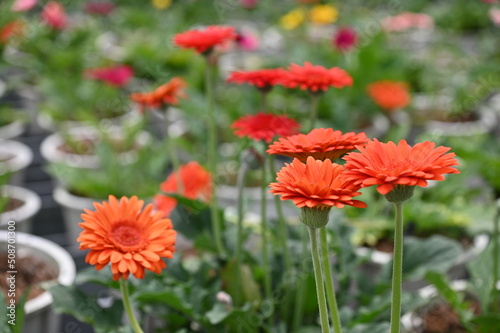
left=270, top=156, right=366, bottom=209
left=130, top=77, right=188, bottom=112
left=333, top=27, right=357, bottom=52
left=281, top=62, right=353, bottom=92
left=0, top=21, right=25, bottom=44
left=155, top=162, right=212, bottom=217
left=85, top=65, right=134, bottom=87
left=267, top=128, right=369, bottom=162
left=41, top=1, right=67, bottom=30
left=227, top=68, right=287, bottom=91
left=343, top=139, right=460, bottom=196
left=232, top=112, right=300, bottom=142
left=77, top=196, right=176, bottom=281
left=173, top=25, right=237, bottom=54
left=367, top=80, right=411, bottom=111
left=84, top=1, right=115, bottom=15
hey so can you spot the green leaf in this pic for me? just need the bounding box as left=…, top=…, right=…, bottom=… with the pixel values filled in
left=221, top=259, right=262, bottom=306
left=0, top=291, right=12, bottom=333
left=348, top=322, right=391, bottom=333
left=48, top=285, right=124, bottom=332
left=205, top=302, right=231, bottom=325
left=380, top=235, right=463, bottom=281
left=468, top=241, right=497, bottom=311
left=471, top=314, right=500, bottom=333
left=12, top=286, right=31, bottom=333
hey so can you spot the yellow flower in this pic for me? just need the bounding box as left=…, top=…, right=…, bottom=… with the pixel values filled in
left=280, top=8, right=306, bottom=30
left=309, top=4, right=338, bottom=25
left=152, top=0, right=172, bottom=10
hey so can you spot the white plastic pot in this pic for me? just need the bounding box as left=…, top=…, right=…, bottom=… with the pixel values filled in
left=0, top=231, right=76, bottom=333
left=0, top=185, right=41, bottom=233
left=40, top=127, right=151, bottom=169
left=52, top=186, right=96, bottom=248
left=0, top=119, right=26, bottom=140
left=36, top=110, right=142, bottom=133
left=0, top=139, right=33, bottom=186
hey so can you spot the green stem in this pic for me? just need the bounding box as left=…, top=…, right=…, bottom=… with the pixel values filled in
left=292, top=228, right=307, bottom=332
left=493, top=199, right=500, bottom=312
left=234, top=162, right=248, bottom=306
left=308, top=93, right=320, bottom=132
left=260, top=91, right=268, bottom=111
left=270, top=155, right=293, bottom=324
left=119, top=279, right=144, bottom=333
left=205, top=60, right=224, bottom=257
left=308, top=227, right=331, bottom=333
left=261, top=150, right=272, bottom=322
left=390, top=202, right=404, bottom=333
left=164, top=110, right=183, bottom=193
left=319, top=227, right=343, bottom=333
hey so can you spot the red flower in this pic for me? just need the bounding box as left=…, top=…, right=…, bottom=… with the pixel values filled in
left=130, top=77, right=187, bottom=112
left=281, top=62, right=353, bottom=92
left=227, top=69, right=287, bottom=90
left=173, top=25, right=237, bottom=54
left=343, top=139, right=460, bottom=195
left=333, top=27, right=357, bottom=52
left=0, top=21, right=24, bottom=44
left=41, top=1, right=67, bottom=30
left=154, top=162, right=212, bottom=217
left=267, top=128, right=369, bottom=162
left=11, top=0, right=38, bottom=12
left=232, top=112, right=300, bottom=142
left=367, top=80, right=411, bottom=111
left=84, top=1, right=115, bottom=15
left=85, top=65, right=134, bottom=87
left=77, top=196, right=176, bottom=281
left=270, top=156, right=366, bottom=209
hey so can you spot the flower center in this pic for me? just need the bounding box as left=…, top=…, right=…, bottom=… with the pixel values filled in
left=110, top=224, right=143, bottom=248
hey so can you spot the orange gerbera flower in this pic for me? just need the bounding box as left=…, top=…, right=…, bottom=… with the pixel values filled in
left=343, top=139, right=460, bottom=196
left=367, top=80, right=411, bottom=111
left=227, top=69, right=287, bottom=91
left=77, top=196, right=176, bottom=281
left=232, top=112, right=300, bottom=142
left=173, top=25, right=237, bottom=54
left=155, top=162, right=212, bottom=217
left=0, top=20, right=25, bottom=44
left=267, top=128, right=369, bottom=162
left=281, top=62, right=353, bottom=92
left=130, top=77, right=187, bottom=112
left=270, top=156, right=366, bottom=209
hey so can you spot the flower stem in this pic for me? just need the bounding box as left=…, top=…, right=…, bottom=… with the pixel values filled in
left=493, top=199, right=500, bottom=312
left=164, top=110, right=183, bottom=193
left=308, top=226, right=331, bottom=333
left=234, top=162, right=248, bottom=306
left=308, top=93, right=320, bottom=132
left=269, top=155, right=293, bottom=323
left=119, top=279, right=144, bottom=333
left=319, top=227, right=343, bottom=333
left=260, top=91, right=268, bottom=111
left=292, top=228, right=307, bottom=332
left=390, top=202, right=404, bottom=333
left=205, top=60, right=224, bottom=257
left=261, top=150, right=272, bottom=321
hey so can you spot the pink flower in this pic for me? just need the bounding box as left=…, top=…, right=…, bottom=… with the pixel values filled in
left=11, top=0, right=38, bottom=12
left=41, top=1, right=67, bottom=30
left=236, top=31, right=260, bottom=51
left=333, top=27, right=357, bottom=51
left=481, top=0, right=498, bottom=4
left=240, top=0, right=259, bottom=9
left=490, top=8, right=500, bottom=26
left=383, top=12, right=434, bottom=32
left=84, top=2, right=116, bottom=15
left=85, top=65, right=134, bottom=87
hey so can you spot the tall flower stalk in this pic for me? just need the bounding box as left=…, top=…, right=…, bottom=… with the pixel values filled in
left=120, top=279, right=144, bottom=333
left=343, top=139, right=460, bottom=333
left=270, top=157, right=366, bottom=332
left=493, top=199, right=500, bottom=312
left=205, top=61, right=225, bottom=257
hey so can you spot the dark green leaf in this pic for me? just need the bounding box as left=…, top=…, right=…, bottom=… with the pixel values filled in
left=471, top=314, right=500, bottom=333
